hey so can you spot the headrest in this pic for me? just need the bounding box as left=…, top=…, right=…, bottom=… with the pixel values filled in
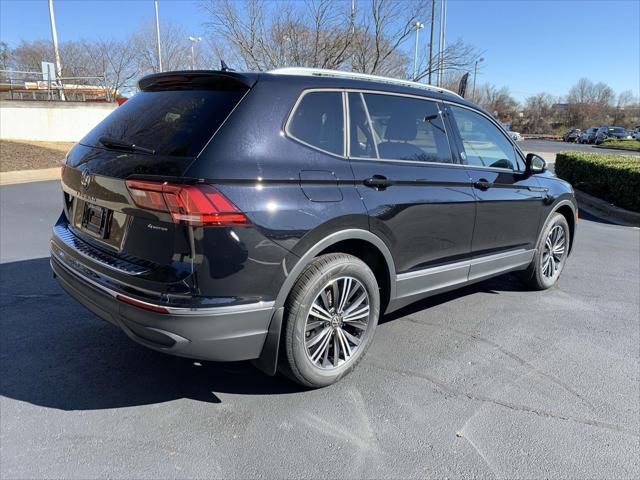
left=385, top=114, right=417, bottom=141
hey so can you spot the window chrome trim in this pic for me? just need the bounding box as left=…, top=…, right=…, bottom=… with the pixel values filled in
left=283, top=86, right=523, bottom=171
left=345, top=89, right=461, bottom=167
left=283, top=88, right=347, bottom=159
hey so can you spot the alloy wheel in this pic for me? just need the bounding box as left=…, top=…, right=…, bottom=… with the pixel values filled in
left=542, top=224, right=566, bottom=279
left=303, top=276, right=371, bottom=369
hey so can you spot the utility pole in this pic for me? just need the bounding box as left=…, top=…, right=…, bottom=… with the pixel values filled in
left=437, top=0, right=447, bottom=87
left=188, top=36, right=202, bottom=70
left=350, top=0, right=356, bottom=70
left=472, top=57, right=484, bottom=101
left=428, top=0, right=435, bottom=85
left=47, top=0, right=64, bottom=100
left=412, top=22, right=424, bottom=81
left=154, top=0, right=163, bottom=72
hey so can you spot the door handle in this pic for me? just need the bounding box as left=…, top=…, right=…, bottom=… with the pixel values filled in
left=473, top=179, right=492, bottom=190
left=363, top=175, right=392, bottom=190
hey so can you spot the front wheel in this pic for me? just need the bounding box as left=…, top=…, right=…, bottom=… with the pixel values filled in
left=280, top=253, right=380, bottom=388
left=519, top=212, right=570, bottom=290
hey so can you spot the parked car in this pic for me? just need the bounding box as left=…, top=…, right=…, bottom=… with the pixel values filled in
left=50, top=68, right=578, bottom=387
left=594, top=126, right=632, bottom=144
left=578, top=127, right=599, bottom=144
left=563, top=128, right=581, bottom=142
left=632, top=127, right=640, bottom=141
left=507, top=130, right=523, bottom=141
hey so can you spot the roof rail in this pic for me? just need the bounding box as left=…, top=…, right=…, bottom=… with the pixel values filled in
left=268, top=67, right=461, bottom=98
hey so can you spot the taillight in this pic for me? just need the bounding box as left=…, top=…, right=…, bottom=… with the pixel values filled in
left=126, top=180, right=249, bottom=227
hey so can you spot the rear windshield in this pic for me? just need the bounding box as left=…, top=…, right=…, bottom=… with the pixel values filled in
left=81, top=89, right=246, bottom=157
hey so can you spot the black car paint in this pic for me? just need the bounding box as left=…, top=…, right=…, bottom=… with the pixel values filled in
left=51, top=70, right=577, bottom=372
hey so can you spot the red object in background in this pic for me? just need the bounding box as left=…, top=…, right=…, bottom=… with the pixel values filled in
left=116, top=97, right=128, bottom=106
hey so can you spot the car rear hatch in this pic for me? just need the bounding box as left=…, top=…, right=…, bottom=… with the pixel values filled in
left=52, top=71, right=256, bottom=305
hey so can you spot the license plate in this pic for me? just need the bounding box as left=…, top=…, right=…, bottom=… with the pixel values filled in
left=81, top=203, right=112, bottom=239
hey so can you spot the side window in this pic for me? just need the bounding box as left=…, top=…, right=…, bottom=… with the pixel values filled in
left=288, top=91, right=344, bottom=155
left=348, top=92, right=377, bottom=158
left=361, top=93, right=453, bottom=163
left=449, top=105, right=518, bottom=170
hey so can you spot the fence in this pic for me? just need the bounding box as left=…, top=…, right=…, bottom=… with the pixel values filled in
left=0, top=69, right=112, bottom=102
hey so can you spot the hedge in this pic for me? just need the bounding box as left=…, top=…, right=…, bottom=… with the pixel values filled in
left=555, top=151, right=640, bottom=212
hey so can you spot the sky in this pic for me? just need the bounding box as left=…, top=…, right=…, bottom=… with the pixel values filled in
left=1, top=0, right=638, bottom=102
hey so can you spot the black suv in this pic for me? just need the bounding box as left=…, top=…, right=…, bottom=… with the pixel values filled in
left=51, top=68, right=577, bottom=387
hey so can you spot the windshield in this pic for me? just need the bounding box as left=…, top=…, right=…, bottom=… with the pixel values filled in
left=81, top=89, right=246, bottom=158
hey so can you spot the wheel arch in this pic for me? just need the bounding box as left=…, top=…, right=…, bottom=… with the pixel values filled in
left=254, top=228, right=396, bottom=376
left=274, top=229, right=397, bottom=310
left=551, top=199, right=577, bottom=254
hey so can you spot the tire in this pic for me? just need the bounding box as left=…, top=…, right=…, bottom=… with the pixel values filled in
left=280, top=253, right=380, bottom=388
left=519, top=212, right=570, bottom=290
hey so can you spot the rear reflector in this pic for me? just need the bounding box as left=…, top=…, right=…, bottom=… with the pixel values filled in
left=116, top=294, right=170, bottom=314
left=125, top=180, right=249, bottom=227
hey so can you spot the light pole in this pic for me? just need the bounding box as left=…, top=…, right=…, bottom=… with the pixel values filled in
left=472, top=57, right=484, bottom=101
left=188, top=36, right=202, bottom=70
left=437, top=0, right=447, bottom=87
left=412, top=21, right=424, bottom=81
left=154, top=0, right=163, bottom=72
left=428, top=0, right=436, bottom=85
left=47, top=0, right=64, bottom=100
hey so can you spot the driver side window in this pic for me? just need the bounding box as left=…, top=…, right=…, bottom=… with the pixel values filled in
left=450, top=105, right=518, bottom=170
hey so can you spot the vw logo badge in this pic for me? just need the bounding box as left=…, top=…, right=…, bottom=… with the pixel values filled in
left=81, top=170, right=92, bottom=190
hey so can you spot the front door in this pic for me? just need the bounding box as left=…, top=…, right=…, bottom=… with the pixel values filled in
left=346, top=92, right=476, bottom=305
left=446, top=104, right=545, bottom=280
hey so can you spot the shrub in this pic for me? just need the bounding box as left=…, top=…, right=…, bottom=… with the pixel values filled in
left=555, top=151, right=640, bottom=212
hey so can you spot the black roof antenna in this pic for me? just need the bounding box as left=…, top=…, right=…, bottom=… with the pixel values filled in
left=220, top=60, right=234, bottom=72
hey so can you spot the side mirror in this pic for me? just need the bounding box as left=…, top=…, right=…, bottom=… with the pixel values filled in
left=526, top=153, right=546, bottom=173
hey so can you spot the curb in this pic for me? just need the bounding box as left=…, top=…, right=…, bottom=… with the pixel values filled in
left=0, top=167, right=61, bottom=186
left=575, top=189, right=640, bottom=227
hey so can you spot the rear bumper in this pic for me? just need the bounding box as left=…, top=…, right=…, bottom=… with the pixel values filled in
left=50, top=254, right=275, bottom=362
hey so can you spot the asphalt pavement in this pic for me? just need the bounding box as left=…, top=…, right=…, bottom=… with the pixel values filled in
left=1, top=180, right=639, bottom=479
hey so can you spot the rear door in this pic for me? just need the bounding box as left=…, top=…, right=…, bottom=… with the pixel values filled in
left=346, top=91, right=476, bottom=300
left=446, top=104, right=545, bottom=279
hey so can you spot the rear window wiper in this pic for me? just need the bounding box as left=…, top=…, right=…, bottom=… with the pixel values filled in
left=99, top=136, right=155, bottom=155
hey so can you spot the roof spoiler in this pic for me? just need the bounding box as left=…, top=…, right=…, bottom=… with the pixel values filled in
left=138, top=70, right=257, bottom=92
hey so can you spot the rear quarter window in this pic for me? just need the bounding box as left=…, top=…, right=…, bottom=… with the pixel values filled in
left=287, top=91, right=344, bottom=156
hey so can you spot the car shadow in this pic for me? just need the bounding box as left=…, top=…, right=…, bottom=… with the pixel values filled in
left=1, top=257, right=530, bottom=411
left=0, top=258, right=302, bottom=411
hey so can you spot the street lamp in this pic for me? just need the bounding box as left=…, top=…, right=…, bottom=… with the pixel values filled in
left=472, top=57, right=484, bottom=101
left=413, top=21, right=424, bottom=81
left=188, top=36, right=202, bottom=70
left=154, top=0, right=163, bottom=72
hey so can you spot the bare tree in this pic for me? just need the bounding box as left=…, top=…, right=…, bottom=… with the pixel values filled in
left=413, top=39, right=479, bottom=83
left=130, top=21, right=192, bottom=74
left=515, top=92, right=557, bottom=133
left=82, top=40, right=139, bottom=98
left=200, top=0, right=474, bottom=79
left=566, top=78, right=614, bottom=127
left=475, top=83, right=519, bottom=123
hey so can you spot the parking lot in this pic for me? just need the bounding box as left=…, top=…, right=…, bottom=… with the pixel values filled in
left=1, top=180, right=639, bottom=479
left=518, top=139, right=640, bottom=163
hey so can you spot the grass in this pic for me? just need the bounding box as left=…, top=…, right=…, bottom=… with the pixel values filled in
left=555, top=151, right=640, bottom=212
left=594, top=138, right=640, bottom=152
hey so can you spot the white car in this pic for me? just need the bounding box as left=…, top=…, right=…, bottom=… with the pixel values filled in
left=507, top=130, right=523, bottom=141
